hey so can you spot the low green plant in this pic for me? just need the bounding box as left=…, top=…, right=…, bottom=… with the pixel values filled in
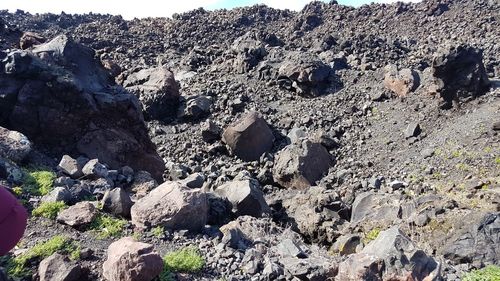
left=363, top=228, right=381, bottom=244
left=12, top=186, right=23, bottom=197
left=32, top=201, right=67, bottom=219
left=23, top=170, right=56, bottom=196
left=151, top=226, right=165, bottom=238
left=163, top=246, right=205, bottom=273
left=3, top=236, right=80, bottom=278
left=462, top=265, right=500, bottom=281
left=495, top=157, right=500, bottom=165
left=89, top=214, right=127, bottom=239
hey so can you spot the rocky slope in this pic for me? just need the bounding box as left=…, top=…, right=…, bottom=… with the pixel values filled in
left=0, top=0, right=499, bottom=280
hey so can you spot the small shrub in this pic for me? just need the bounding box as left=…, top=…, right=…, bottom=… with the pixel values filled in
left=164, top=247, right=205, bottom=273
left=23, top=170, right=56, bottom=196
left=363, top=228, right=381, bottom=244
left=151, top=226, right=165, bottom=238
left=462, top=265, right=500, bottom=281
left=3, top=236, right=80, bottom=278
left=89, top=214, right=127, bottom=239
left=32, top=201, right=67, bottom=219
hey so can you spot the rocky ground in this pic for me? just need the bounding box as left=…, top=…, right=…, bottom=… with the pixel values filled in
left=0, top=0, right=499, bottom=280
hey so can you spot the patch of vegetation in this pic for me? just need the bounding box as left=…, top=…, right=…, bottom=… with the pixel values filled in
left=12, top=186, right=23, bottom=197
left=163, top=247, right=205, bottom=274
left=495, top=157, right=500, bottom=165
left=2, top=236, right=80, bottom=278
left=89, top=214, right=127, bottom=239
left=32, top=201, right=67, bottom=219
left=151, top=226, right=165, bottom=238
left=462, top=265, right=500, bottom=281
left=363, top=228, right=381, bottom=244
left=23, top=170, right=56, bottom=196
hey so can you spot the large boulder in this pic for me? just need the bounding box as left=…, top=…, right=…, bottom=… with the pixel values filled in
left=102, top=188, right=134, bottom=218
left=281, top=186, right=349, bottom=244
left=214, top=179, right=269, bottom=218
left=350, top=192, right=403, bottom=223
left=102, top=237, right=163, bottom=281
left=222, top=111, right=274, bottom=161
left=430, top=44, right=490, bottom=108
left=123, top=66, right=180, bottom=120
left=38, top=253, right=81, bottom=281
left=361, top=227, right=441, bottom=280
left=277, top=52, right=335, bottom=97
left=383, top=65, right=419, bottom=97
left=273, top=140, right=333, bottom=189
left=336, top=253, right=384, bottom=281
left=56, top=201, right=97, bottom=227
left=0, top=126, right=32, bottom=163
left=442, top=212, right=500, bottom=266
left=230, top=32, right=267, bottom=73
left=0, top=35, right=164, bottom=181
left=130, top=181, right=208, bottom=231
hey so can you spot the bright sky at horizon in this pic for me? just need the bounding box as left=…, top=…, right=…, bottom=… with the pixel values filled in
left=1, top=0, right=420, bottom=20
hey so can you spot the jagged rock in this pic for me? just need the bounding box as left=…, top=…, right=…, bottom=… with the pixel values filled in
left=58, top=155, right=87, bottom=179
left=281, top=186, right=349, bottom=244
left=276, top=239, right=307, bottom=258
left=277, top=52, right=335, bottom=97
left=273, top=140, right=333, bottom=189
left=361, top=227, right=440, bottom=280
left=230, top=33, right=267, bottom=73
left=383, top=65, right=419, bottom=97
left=38, top=253, right=81, bottom=281
left=129, top=171, right=157, bottom=198
left=0, top=157, right=23, bottom=184
left=222, top=111, right=274, bottom=161
left=102, top=188, right=133, bottom=218
left=350, top=192, right=406, bottom=224
left=443, top=212, right=500, bottom=266
left=123, top=66, right=180, bottom=120
left=41, top=187, right=72, bottom=204
left=180, top=95, right=211, bottom=119
left=103, top=237, right=163, bottom=281
left=336, top=253, right=384, bottom=281
left=214, top=179, right=269, bottom=218
left=82, top=159, right=108, bottom=179
left=179, top=173, right=205, bottom=189
left=201, top=120, right=221, bottom=143
left=404, top=122, right=421, bottom=138
left=431, top=44, right=490, bottom=108
left=56, top=201, right=97, bottom=227
left=0, top=35, right=165, bottom=181
left=130, top=181, right=208, bottom=231
left=0, top=126, right=32, bottom=163
left=19, top=32, right=45, bottom=49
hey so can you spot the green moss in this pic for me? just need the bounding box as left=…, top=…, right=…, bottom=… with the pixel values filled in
left=89, top=214, right=127, bottom=239
left=462, top=265, right=500, bottom=281
left=163, top=247, right=205, bottom=273
left=363, top=228, right=381, bottom=244
left=495, top=157, right=500, bottom=165
left=23, top=170, right=56, bottom=196
left=12, top=186, right=23, bottom=197
left=2, top=236, right=80, bottom=278
left=32, top=201, right=67, bottom=219
left=151, top=226, right=165, bottom=238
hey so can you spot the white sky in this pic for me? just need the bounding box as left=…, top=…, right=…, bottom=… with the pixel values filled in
left=1, top=0, right=420, bottom=20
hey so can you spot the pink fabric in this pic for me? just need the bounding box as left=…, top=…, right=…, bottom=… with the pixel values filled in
left=0, top=186, right=28, bottom=255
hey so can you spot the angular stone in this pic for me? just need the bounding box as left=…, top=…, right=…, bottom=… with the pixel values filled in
left=222, top=111, right=274, bottom=161
left=41, top=187, right=72, bottom=204
left=273, top=140, right=333, bottom=189
left=405, top=122, right=421, bottom=139
left=383, top=65, right=419, bottom=97
left=130, top=181, right=208, bottom=231
left=336, top=253, right=384, bottom=281
left=214, top=179, right=269, bottom=218
left=201, top=120, right=221, bottom=143
left=276, top=239, right=306, bottom=258
left=103, top=237, right=163, bottom=281
left=38, top=253, right=81, bottom=281
left=123, top=66, right=180, bottom=120
left=82, top=159, right=109, bottom=179
left=0, top=126, right=32, bottom=163
left=102, top=188, right=133, bottom=218
left=56, top=202, right=97, bottom=227
left=58, top=155, right=87, bottom=179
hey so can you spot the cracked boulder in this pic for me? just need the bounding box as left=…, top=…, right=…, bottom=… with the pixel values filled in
left=383, top=64, right=419, bottom=97
left=0, top=35, right=164, bottom=181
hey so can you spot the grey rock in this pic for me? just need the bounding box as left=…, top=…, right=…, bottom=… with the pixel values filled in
left=58, top=155, right=87, bottom=179
left=102, top=188, right=133, bottom=218
left=38, top=253, right=81, bottom=281
left=273, top=140, right=333, bottom=189
left=57, top=201, right=97, bottom=227
left=180, top=173, right=205, bottom=189
left=129, top=171, right=158, bottom=198
left=336, top=253, right=384, bottom=281
left=82, top=159, right=108, bottom=179
left=41, top=187, right=72, bottom=204
left=405, top=122, right=421, bottom=138
left=287, top=127, right=307, bottom=144
left=214, top=179, right=269, bottom=218
left=123, top=66, right=180, bottom=120
left=222, top=111, right=274, bottom=161
left=130, top=181, right=208, bottom=231
left=383, top=65, right=419, bottom=97
left=103, top=237, right=163, bottom=281
left=276, top=239, right=307, bottom=258
left=0, top=126, right=32, bottom=163
left=181, top=95, right=211, bottom=119
left=201, top=120, right=221, bottom=143
left=351, top=192, right=402, bottom=223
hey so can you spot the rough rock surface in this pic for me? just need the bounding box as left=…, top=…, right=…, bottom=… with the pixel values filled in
left=0, top=126, right=32, bottom=163
left=130, top=181, right=208, bottom=231
left=56, top=201, right=97, bottom=227
left=214, top=179, right=269, bottom=218
left=102, top=237, right=163, bottom=281
left=38, top=253, right=82, bottom=281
